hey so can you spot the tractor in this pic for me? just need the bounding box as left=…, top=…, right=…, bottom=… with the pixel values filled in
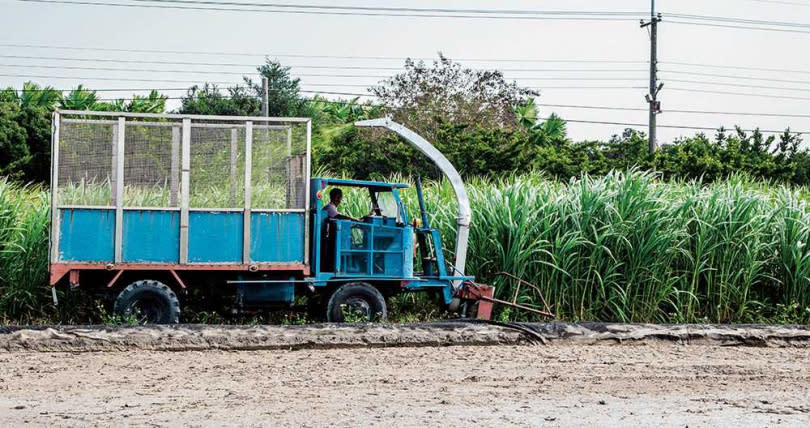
left=49, top=112, right=500, bottom=323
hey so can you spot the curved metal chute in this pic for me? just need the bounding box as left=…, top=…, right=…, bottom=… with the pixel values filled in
left=354, top=118, right=471, bottom=282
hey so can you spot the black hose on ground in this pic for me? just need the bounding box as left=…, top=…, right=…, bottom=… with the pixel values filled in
left=443, top=318, right=548, bottom=345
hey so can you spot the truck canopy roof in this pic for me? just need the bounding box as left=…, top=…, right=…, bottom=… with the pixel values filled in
left=315, top=177, right=409, bottom=190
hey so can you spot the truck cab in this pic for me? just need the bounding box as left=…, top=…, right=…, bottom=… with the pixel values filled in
left=307, top=178, right=464, bottom=321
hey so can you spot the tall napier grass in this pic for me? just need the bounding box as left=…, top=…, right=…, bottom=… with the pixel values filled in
left=411, top=171, right=810, bottom=323
left=2, top=170, right=810, bottom=324
left=0, top=179, right=50, bottom=323
left=317, top=170, right=810, bottom=323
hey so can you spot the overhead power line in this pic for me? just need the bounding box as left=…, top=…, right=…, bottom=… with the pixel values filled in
left=0, top=73, right=381, bottom=87
left=0, top=74, right=643, bottom=91
left=66, top=91, right=368, bottom=101
left=743, top=0, right=810, bottom=6
left=0, top=73, right=646, bottom=91
left=662, top=69, right=810, bottom=85
left=10, top=87, right=190, bottom=92
left=0, top=54, right=646, bottom=73
left=0, top=74, right=238, bottom=84
left=0, top=63, right=393, bottom=78
left=118, top=0, right=645, bottom=17
left=555, top=117, right=805, bottom=134
left=0, top=43, right=646, bottom=64
left=10, top=87, right=370, bottom=96
left=668, top=19, right=810, bottom=35
left=17, top=0, right=644, bottom=20
left=7, top=87, right=376, bottom=98
left=19, top=0, right=810, bottom=31
left=668, top=13, right=810, bottom=30
left=300, top=90, right=373, bottom=98
left=62, top=91, right=375, bottom=101
left=540, top=103, right=810, bottom=119
left=7, top=46, right=809, bottom=79
left=4, top=55, right=807, bottom=86
left=0, top=63, right=648, bottom=81
left=668, top=87, right=810, bottom=101
left=666, top=78, right=810, bottom=93
left=662, top=61, right=810, bottom=76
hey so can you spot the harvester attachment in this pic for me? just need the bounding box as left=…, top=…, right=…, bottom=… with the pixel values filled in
left=457, top=273, right=555, bottom=320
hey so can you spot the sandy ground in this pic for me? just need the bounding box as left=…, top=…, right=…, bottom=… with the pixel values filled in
left=1, top=343, right=809, bottom=427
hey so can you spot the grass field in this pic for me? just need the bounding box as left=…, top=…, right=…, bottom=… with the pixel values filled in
left=2, top=170, right=809, bottom=324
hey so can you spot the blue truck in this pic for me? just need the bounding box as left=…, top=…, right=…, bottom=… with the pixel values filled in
left=49, top=112, right=496, bottom=323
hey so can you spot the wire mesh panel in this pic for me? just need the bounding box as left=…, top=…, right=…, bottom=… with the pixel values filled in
left=124, top=122, right=181, bottom=208
left=189, top=123, right=246, bottom=209
left=57, top=118, right=116, bottom=206
left=251, top=123, right=308, bottom=210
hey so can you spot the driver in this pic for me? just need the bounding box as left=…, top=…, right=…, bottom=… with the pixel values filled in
left=323, top=188, right=361, bottom=222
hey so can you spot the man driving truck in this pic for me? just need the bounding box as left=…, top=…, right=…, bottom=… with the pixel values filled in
left=323, top=188, right=361, bottom=222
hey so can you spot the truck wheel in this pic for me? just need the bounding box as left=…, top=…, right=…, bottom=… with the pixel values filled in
left=326, top=282, right=387, bottom=323
left=113, top=280, right=180, bottom=324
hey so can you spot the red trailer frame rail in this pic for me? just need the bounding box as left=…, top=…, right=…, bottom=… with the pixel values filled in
left=50, top=263, right=311, bottom=287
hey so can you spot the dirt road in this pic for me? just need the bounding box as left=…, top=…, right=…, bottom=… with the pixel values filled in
left=1, top=343, right=809, bottom=427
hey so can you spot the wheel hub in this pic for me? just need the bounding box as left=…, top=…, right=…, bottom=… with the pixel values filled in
left=342, top=296, right=373, bottom=320
left=130, top=295, right=165, bottom=324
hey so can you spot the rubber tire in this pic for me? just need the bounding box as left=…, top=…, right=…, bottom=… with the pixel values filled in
left=113, top=280, right=180, bottom=324
left=326, top=282, right=387, bottom=323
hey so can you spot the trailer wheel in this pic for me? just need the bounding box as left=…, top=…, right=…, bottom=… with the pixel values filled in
left=113, top=280, right=180, bottom=324
left=326, top=282, right=387, bottom=323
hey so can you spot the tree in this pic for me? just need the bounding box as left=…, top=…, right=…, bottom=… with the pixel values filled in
left=0, top=102, right=30, bottom=179
left=513, top=98, right=538, bottom=129
left=179, top=84, right=260, bottom=116
left=178, top=59, right=305, bottom=118
left=536, top=113, right=568, bottom=142
left=315, top=123, right=531, bottom=179
left=519, top=109, right=569, bottom=148
left=0, top=83, right=59, bottom=182
left=59, top=85, right=98, bottom=110
left=15, top=82, right=61, bottom=110
left=246, top=58, right=306, bottom=117
left=125, top=90, right=167, bottom=113
left=371, top=54, right=538, bottom=140
left=94, top=90, right=167, bottom=113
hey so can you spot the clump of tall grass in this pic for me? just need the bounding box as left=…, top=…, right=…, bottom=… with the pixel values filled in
left=328, top=170, right=810, bottom=323
left=328, top=171, right=810, bottom=322
left=414, top=171, right=810, bottom=323
left=0, top=179, right=50, bottom=323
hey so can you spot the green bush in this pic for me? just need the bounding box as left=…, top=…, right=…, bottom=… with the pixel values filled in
left=317, top=124, right=809, bottom=189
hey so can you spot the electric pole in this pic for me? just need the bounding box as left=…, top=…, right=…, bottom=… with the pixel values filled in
left=641, top=0, right=662, bottom=154
left=261, top=76, right=269, bottom=117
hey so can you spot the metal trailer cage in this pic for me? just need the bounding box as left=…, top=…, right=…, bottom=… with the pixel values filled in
left=50, top=110, right=312, bottom=272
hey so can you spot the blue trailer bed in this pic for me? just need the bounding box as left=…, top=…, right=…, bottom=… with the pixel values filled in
left=49, top=111, right=311, bottom=286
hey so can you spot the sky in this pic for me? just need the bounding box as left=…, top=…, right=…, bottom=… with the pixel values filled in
left=2, top=0, right=810, bottom=144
